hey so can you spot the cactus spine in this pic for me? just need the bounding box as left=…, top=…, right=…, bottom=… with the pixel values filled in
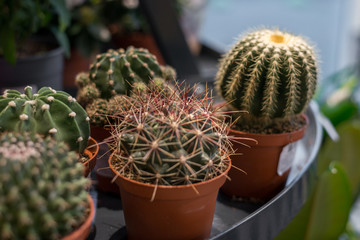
left=86, top=47, right=176, bottom=99
left=216, top=29, right=318, bottom=121
left=110, top=82, right=232, bottom=188
left=0, top=86, right=90, bottom=153
left=0, top=132, right=89, bottom=240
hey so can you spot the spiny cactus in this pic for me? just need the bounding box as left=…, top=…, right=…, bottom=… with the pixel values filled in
left=77, top=82, right=101, bottom=107
left=0, top=132, right=89, bottom=240
left=86, top=96, right=126, bottom=127
left=110, top=82, right=232, bottom=190
left=86, top=78, right=171, bottom=127
left=216, top=28, right=318, bottom=121
left=87, top=47, right=176, bottom=99
left=75, top=72, right=91, bottom=88
left=0, top=86, right=90, bottom=153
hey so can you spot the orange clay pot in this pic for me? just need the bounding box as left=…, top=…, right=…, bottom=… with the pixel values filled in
left=221, top=114, right=308, bottom=201
left=109, top=152, right=231, bottom=240
left=90, top=125, right=121, bottom=194
left=61, top=194, right=95, bottom=240
left=90, top=125, right=112, bottom=143
left=82, top=137, right=99, bottom=177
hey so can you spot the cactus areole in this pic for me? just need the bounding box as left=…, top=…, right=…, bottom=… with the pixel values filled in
left=216, top=28, right=318, bottom=121
left=0, top=86, right=90, bottom=153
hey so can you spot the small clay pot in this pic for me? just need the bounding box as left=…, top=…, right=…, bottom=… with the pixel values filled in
left=90, top=125, right=112, bottom=143
left=109, top=152, right=231, bottom=240
left=82, top=137, right=99, bottom=177
left=221, top=115, right=308, bottom=201
left=90, top=125, right=121, bottom=194
left=61, top=194, right=95, bottom=240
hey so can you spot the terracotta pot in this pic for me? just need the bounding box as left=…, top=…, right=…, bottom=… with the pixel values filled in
left=90, top=124, right=112, bottom=143
left=61, top=194, right=95, bottom=240
left=221, top=114, right=308, bottom=201
left=63, top=49, right=93, bottom=89
left=82, top=137, right=99, bottom=177
left=90, top=125, right=121, bottom=194
left=109, top=152, right=231, bottom=240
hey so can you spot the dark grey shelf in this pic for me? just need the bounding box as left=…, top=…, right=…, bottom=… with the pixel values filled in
left=87, top=101, right=323, bottom=240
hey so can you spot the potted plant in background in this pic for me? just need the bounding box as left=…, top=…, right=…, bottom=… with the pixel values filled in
left=215, top=28, right=319, bottom=201
left=0, top=0, right=70, bottom=92
left=107, top=82, right=233, bottom=240
left=0, top=132, right=94, bottom=240
left=63, top=0, right=111, bottom=89
left=0, top=86, right=99, bottom=176
left=75, top=46, right=176, bottom=193
left=100, top=0, right=167, bottom=65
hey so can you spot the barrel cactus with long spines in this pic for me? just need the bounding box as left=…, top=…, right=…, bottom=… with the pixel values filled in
left=0, top=86, right=90, bottom=153
left=110, top=82, right=232, bottom=188
left=87, top=46, right=176, bottom=99
left=0, top=132, right=89, bottom=240
left=216, top=28, right=318, bottom=122
left=86, top=79, right=171, bottom=127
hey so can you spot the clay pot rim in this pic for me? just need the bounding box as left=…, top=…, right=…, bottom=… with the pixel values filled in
left=227, top=113, right=309, bottom=146
left=228, top=113, right=308, bottom=136
left=61, top=194, right=95, bottom=240
left=108, top=151, right=232, bottom=190
left=82, top=137, right=99, bottom=166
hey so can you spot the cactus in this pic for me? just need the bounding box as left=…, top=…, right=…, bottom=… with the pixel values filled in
left=76, top=82, right=101, bottom=107
left=86, top=78, right=171, bottom=127
left=75, top=72, right=91, bottom=88
left=110, top=82, right=232, bottom=189
left=216, top=28, right=318, bottom=122
left=0, top=86, right=90, bottom=153
left=85, top=96, right=126, bottom=127
left=0, top=132, right=89, bottom=240
left=86, top=47, right=176, bottom=99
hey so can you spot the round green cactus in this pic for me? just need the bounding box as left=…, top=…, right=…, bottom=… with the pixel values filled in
left=0, top=86, right=90, bottom=153
left=216, top=28, right=318, bottom=120
left=110, top=83, right=231, bottom=187
left=0, top=132, right=89, bottom=240
left=87, top=47, right=176, bottom=99
left=76, top=82, right=101, bottom=107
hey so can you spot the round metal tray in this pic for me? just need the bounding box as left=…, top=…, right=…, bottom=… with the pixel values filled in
left=87, top=101, right=323, bottom=240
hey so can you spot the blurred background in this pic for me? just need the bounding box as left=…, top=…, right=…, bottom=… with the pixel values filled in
left=200, top=0, right=360, bottom=81
left=1, top=0, right=360, bottom=239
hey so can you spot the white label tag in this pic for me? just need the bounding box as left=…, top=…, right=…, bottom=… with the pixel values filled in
left=277, top=142, right=297, bottom=176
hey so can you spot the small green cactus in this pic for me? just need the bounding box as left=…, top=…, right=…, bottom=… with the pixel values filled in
left=87, top=47, right=176, bottom=99
left=75, top=72, right=91, bottom=88
left=0, top=86, right=90, bottom=153
left=0, top=132, right=89, bottom=240
left=110, top=82, right=232, bottom=189
left=85, top=96, right=122, bottom=127
left=76, top=82, right=101, bottom=107
left=216, top=28, right=318, bottom=122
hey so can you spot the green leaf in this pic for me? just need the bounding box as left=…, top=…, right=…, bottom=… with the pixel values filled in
left=274, top=191, right=315, bottom=240
left=0, top=27, right=16, bottom=64
left=50, top=26, right=70, bottom=57
left=49, top=0, right=70, bottom=31
left=318, top=120, right=360, bottom=198
left=305, top=162, right=352, bottom=240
